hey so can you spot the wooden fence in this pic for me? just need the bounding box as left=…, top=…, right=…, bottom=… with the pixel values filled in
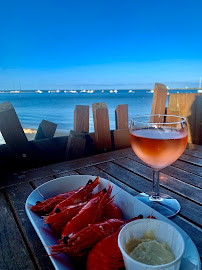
left=0, top=83, right=201, bottom=172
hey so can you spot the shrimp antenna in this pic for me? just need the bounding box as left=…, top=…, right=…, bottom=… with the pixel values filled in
left=36, top=189, right=45, bottom=198
left=111, top=173, right=135, bottom=199
left=148, top=208, right=155, bottom=218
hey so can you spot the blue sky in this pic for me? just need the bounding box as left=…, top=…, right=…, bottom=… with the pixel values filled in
left=0, top=0, right=202, bottom=90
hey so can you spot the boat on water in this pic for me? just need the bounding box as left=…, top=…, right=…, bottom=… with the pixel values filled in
left=109, top=90, right=113, bottom=93
left=80, top=90, right=86, bottom=93
left=198, top=77, right=202, bottom=93
left=49, top=90, right=60, bottom=93
left=69, top=90, right=78, bottom=93
left=87, top=90, right=94, bottom=93
left=10, top=91, right=20, bottom=93
left=114, top=89, right=118, bottom=93
left=35, top=90, right=43, bottom=93
left=128, top=90, right=135, bottom=93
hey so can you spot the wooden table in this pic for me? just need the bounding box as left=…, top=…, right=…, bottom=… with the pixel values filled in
left=0, top=144, right=202, bottom=269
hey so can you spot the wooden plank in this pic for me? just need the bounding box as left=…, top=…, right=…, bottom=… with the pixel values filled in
left=32, top=171, right=78, bottom=188
left=54, top=170, right=79, bottom=180
left=35, top=119, right=57, bottom=140
left=166, top=107, right=180, bottom=123
left=66, top=131, right=96, bottom=160
left=114, top=157, right=202, bottom=205
left=83, top=132, right=97, bottom=157
left=30, top=136, right=68, bottom=165
left=172, top=159, right=202, bottom=177
left=129, top=154, right=202, bottom=188
left=31, top=176, right=55, bottom=188
left=150, top=83, right=167, bottom=122
left=95, top=161, right=202, bottom=227
left=5, top=182, right=55, bottom=270
left=161, top=165, right=202, bottom=188
left=115, top=104, right=128, bottom=129
left=171, top=215, right=202, bottom=259
left=195, top=94, right=202, bottom=145
left=0, top=102, right=28, bottom=145
left=184, top=148, right=202, bottom=159
left=183, top=93, right=196, bottom=144
left=166, top=93, right=180, bottom=121
left=74, top=105, right=89, bottom=132
left=180, top=153, right=202, bottom=166
left=0, top=135, right=68, bottom=173
left=167, top=93, right=202, bottom=144
left=1, top=148, right=134, bottom=185
left=187, top=143, right=202, bottom=152
left=66, top=130, right=86, bottom=160
left=113, top=128, right=130, bottom=150
left=92, top=102, right=112, bottom=152
left=0, top=190, right=36, bottom=270
left=0, top=102, right=31, bottom=160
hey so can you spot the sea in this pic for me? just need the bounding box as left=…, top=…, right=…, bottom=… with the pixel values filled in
left=0, top=89, right=198, bottom=134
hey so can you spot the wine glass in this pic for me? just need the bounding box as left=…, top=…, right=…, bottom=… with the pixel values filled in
left=130, top=114, right=188, bottom=217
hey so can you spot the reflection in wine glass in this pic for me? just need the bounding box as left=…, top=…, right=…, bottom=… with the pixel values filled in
left=130, top=114, right=188, bottom=217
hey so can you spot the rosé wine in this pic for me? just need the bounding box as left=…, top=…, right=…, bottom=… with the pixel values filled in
left=130, top=128, right=188, bottom=170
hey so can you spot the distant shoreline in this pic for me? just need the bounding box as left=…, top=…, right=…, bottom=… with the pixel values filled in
left=0, top=88, right=200, bottom=93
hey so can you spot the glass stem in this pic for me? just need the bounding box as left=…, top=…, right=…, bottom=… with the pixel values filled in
left=151, top=170, right=161, bottom=200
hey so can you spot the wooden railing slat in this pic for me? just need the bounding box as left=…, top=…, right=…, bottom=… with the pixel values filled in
left=0, top=102, right=28, bottom=146
left=74, top=105, right=89, bottom=132
left=195, top=95, right=202, bottom=145
left=151, top=83, right=168, bottom=122
left=167, top=93, right=202, bottom=144
left=92, top=102, right=112, bottom=152
left=115, top=104, right=128, bottom=129
left=66, top=130, right=96, bottom=160
left=35, top=120, right=57, bottom=140
left=113, top=128, right=130, bottom=150
left=0, top=102, right=33, bottom=160
left=66, top=131, right=86, bottom=160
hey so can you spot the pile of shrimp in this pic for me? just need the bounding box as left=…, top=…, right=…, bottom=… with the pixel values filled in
left=30, top=176, right=154, bottom=270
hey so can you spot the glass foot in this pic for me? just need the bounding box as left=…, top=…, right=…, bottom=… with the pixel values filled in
left=136, top=192, right=180, bottom=218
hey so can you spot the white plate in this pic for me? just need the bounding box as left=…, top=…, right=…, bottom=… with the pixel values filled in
left=25, top=175, right=201, bottom=270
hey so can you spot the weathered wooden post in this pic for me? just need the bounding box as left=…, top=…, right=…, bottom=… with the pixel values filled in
left=66, top=105, right=94, bottom=159
left=113, top=104, right=130, bottom=150
left=35, top=120, right=57, bottom=140
left=66, top=130, right=86, bottom=160
left=151, top=83, right=168, bottom=122
left=167, top=93, right=202, bottom=144
left=74, top=105, right=89, bottom=132
left=115, top=104, right=128, bottom=129
left=0, top=102, right=31, bottom=160
left=92, top=102, right=112, bottom=153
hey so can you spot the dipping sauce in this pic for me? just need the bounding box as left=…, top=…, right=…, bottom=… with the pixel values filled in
left=125, top=230, right=175, bottom=266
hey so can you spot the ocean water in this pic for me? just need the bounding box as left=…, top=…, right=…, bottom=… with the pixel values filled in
left=0, top=90, right=198, bottom=134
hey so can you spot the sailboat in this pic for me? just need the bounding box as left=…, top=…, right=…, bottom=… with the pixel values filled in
left=198, top=77, right=202, bottom=93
